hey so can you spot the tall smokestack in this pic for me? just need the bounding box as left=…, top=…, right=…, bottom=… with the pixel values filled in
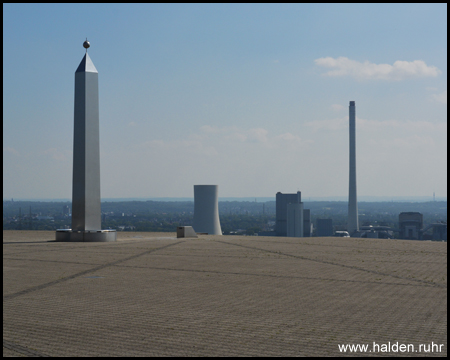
left=348, top=101, right=359, bottom=235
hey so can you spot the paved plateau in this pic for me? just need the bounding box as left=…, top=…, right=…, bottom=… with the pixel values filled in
left=3, top=231, right=447, bottom=356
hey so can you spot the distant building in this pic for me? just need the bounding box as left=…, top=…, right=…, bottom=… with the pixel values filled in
left=276, top=192, right=301, bottom=236
left=36, top=216, right=54, bottom=220
left=359, top=225, right=393, bottom=239
left=316, top=219, right=333, bottom=237
left=421, top=222, right=447, bottom=241
left=287, top=203, right=303, bottom=237
left=365, top=229, right=378, bottom=238
left=276, top=191, right=311, bottom=237
left=431, top=223, right=447, bottom=241
left=62, top=205, right=70, bottom=216
left=335, top=231, right=350, bottom=237
left=399, top=212, right=423, bottom=240
left=303, top=209, right=311, bottom=237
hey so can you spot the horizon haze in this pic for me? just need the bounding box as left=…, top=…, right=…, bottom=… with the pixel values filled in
left=3, top=196, right=447, bottom=203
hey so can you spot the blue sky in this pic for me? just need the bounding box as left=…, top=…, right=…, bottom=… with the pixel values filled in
left=3, top=4, right=447, bottom=199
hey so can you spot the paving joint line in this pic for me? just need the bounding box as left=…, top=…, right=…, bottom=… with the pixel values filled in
left=3, top=241, right=56, bottom=244
left=5, top=256, right=441, bottom=288
left=2, top=245, right=88, bottom=257
left=3, top=339, right=50, bottom=357
left=247, top=238, right=447, bottom=254
left=3, top=240, right=184, bottom=301
left=215, top=240, right=447, bottom=289
left=112, top=263, right=440, bottom=288
left=3, top=257, right=110, bottom=266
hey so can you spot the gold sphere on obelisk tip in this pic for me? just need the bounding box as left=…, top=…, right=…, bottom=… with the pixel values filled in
left=83, top=39, right=90, bottom=49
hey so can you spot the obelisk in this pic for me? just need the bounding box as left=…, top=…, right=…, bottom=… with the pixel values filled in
left=56, top=40, right=116, bottom=242
left=347, top=101, right=359, bottom=236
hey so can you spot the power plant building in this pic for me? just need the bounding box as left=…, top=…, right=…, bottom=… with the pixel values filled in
left=287, top=203, right=304, bottom=237
left=316, top=219, right=333, bottom=237
left=276, top=191, right=311, bottom=237
left=303, top=209, right=312, bottom=237
left=399, top=212, right=423, bottom=240
left=431, top=223, right=447, bottom=241
left=193, top=185, right=222, bottom=235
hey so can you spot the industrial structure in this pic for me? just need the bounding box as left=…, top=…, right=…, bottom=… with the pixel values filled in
left=193, top=185, right=222, bottom=235
left=177, top=226, right=198, bottom=238
left=303, top=209, right=312, bottom=237
left=348, top=101, right=359, bottom=236
left=396, top=212, right=447, bottom=241
left=276, top=191, right=311, bottom=237
left=359, top=225, right=393, bottom=239
left=316, top=219, right=333, bottom=237
left=56, top=40, right=116, bottom=242
left=350, top=213, right=446, bottom=241
left=428, top=223, right=447, bottom=241
left=398, top=212, right=423, bottom=240
left=286, top=202, right=303, bottom=237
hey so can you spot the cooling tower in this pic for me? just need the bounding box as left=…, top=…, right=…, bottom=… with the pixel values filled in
left=348, top=101, right=359, bottom=235
left=193, top=185, right=222, bottom=235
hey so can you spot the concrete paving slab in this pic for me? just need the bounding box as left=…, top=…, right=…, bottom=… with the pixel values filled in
left=3, top=230, right=447, bottom=356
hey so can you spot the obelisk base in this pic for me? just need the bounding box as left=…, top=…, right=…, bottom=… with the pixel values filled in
left=55, top=229, right=117, bottom=242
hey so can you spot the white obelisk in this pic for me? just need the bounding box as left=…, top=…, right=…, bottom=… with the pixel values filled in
left=56, top=40, right=116, bottom=242
left=71, top=41, right=101, bottom=231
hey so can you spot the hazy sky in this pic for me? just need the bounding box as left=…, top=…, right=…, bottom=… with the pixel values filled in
left=3, top=4, right=447, bottom=199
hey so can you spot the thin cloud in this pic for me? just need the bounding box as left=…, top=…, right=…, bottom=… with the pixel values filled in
left=314, top=57, right=441, bottom=81
left=138, top=138, right=218, bottom=156
left=4, top=146, right=20, bottom=156
left=248, top=128, right=269, bottom=143
left=431, top=90, right=447, bottom=104
left=392, top=135, right=435, bottom=148
left=42, top=148, right=67, bottom=161
left=200, top=126, right=268, bottom=143
left=304, top=117, right=347, bottom=132
left=197, top=126, right=311, bottom=149
left=200, top=125, right=223, bottom=134
left=357, top=119, right=447, bottom=132
left=274, top=133, right=313, bottom=149
left=331, top=104, right=345, bottom=112
left=304, top=117, right=447, bottom=132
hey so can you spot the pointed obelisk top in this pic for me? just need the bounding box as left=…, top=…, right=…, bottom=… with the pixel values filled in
left=76, top=39, right=97, bottom=73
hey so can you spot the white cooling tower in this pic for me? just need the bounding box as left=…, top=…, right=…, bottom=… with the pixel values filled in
left=193, top=185, right=222, bottom=235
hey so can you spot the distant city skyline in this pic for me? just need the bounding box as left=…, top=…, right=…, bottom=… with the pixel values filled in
left=3, top=196, right=447, bottom=203
left=3, top=4, right=447, bottom=199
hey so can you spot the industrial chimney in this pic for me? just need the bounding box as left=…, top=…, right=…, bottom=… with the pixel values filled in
left=348, top=101, right=359, bottom=235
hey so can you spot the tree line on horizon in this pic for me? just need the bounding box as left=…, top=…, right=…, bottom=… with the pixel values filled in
left=3, top=200, right=446, bottom=234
